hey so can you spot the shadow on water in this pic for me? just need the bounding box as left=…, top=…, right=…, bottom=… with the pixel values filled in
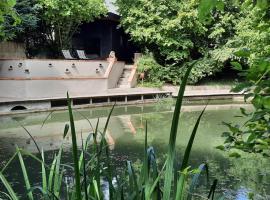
left=0, top=102, right=269, bottom=199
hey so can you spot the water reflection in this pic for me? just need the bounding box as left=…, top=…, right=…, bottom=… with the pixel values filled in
left=0, top=103, right=269, bottom=199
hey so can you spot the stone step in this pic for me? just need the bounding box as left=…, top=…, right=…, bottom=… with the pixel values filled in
left=118, top=84, right=131, bottom=89
left=121, top=73, right=131, bottom=78
left=118, top=79, right=128, bottom=85
left=124, top=65, right=134, bottom=70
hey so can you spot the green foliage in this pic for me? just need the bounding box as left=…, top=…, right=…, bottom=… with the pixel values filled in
left=220, top=56, right=270, bottom=156
left=2, top=0, right=40, bottom=42
left=117, top=0, right=270, bottom=85
left=0, top=0, right=20, bottom=40
left=137, top=53, right=165, bottom=87
left=223, top=2, right=270, bottom=64
left=199, top=1, right=270, bottom=157
left=116, top=0, right=242, bottom=84
left=38, top=0, right=107, bottom=50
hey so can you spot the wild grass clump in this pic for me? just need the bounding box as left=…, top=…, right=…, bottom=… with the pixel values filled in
left=0, top=63, right=217, bottom=200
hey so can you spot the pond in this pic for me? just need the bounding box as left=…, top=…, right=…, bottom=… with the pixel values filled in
left=0, top=101, right=269, bottom=199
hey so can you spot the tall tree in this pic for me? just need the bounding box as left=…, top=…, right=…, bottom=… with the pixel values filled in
left=38, top=0, right=107, bottom=50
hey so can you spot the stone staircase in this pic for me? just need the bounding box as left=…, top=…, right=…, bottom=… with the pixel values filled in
left=117, top=65, right=134, bottom=88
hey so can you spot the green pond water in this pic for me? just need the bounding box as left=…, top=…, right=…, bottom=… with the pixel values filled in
left=0, top=102, right=269, bottom=199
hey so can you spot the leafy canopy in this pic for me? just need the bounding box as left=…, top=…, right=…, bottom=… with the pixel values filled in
left=116, top=0, right=241, bottom=84
left=38, top=0, right=107, bottom=49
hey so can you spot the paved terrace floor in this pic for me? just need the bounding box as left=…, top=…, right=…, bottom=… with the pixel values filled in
left=0, top=85, right=241, bottom=103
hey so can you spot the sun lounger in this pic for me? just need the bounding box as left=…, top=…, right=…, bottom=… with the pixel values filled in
left=62, top=50, right=76, bottom=59
left=76, top=50, right=99, bottom=60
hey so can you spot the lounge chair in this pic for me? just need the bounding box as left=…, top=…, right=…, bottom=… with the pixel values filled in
left=76, top=50, right=99, bottom=60
left=62, top=50, right=76, bottom=59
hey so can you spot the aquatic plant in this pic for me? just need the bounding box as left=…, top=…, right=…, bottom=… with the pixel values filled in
left=0, top=62, right=217, bottom=199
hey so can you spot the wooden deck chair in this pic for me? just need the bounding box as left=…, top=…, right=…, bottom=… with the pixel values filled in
left=76, top=50, right=89, bottom=59
left=76, top=50, right=99, bottom=60
left=62, top=50, right=76, bottom=59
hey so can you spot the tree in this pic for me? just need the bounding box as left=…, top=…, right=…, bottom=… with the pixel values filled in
left=116, top=0, right=240, bottom=84
left=3, top=0, right=42, bottom=55
left=200, top=0, right=270, bottom=156
left=38, top=0, right=107, bottom=50
left=0, top=0, right=20, bottom=40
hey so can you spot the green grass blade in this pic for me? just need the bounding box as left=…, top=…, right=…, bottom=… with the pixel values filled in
left=16, top=147, right=34, bottom=200
left=75, top=109, right=95, bottom=133
left=0, top=191, right=13, bottom=200
left=93, top=179, right=100, bottom=200
left=41, top=149, right=47, bottom=193
left=63, top=124, right=70, bottom=139
left=18, top=123, right=41, bottom=157
left=48, top=155, right=57, bottom=192
left=0, top=172, right=19, bottom=200
left=67, top=92, right=82, bottom=200
left=139, top=120, right=148, bottom=186
left=181, top=104, right=207, bottom=170
left=146, top=147, right=161, bottom=200
left=41, top=111, right=54, bottom=129
left=175, top=105, right=207, bottom=199
left=103, top=103, right=115, bottom=134
left=127, top=161, right=139, bottom=197
left=80, top=132, right=89, bottom=200
left=175, top=168, right=188, bottom=200
left=163, top=62, right=196, bottom=200
left=148, top=159, right=167, bottom=195
left=53, top=148, right=63, bottom=197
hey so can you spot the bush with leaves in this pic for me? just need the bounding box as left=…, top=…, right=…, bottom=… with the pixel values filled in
left=219, top=52, right=270, bottom=157
left=199, top=0, right=270, bottom=157
left=137, top=53, right=165, bottom=87
left=116, top=0, right=242, bottom=84
left=0, top=0, right=20, bottom=40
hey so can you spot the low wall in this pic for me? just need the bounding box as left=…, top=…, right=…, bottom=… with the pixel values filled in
left=0, top=59, right=110, bottom=78
left=0, top=59, right=125, bottom=99
left=0, top=42, right=26, bottom=59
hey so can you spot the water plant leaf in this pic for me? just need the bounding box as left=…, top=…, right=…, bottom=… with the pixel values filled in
left=175, top=104, right=207, bottom=199
left=0, top=172, right=19, bottom=200
left=208, top=179, right=218, bottom=200
left=18, top=123, right=41, bottom=157
left=163, top=61, right=196, bottom=200
left=127, top=161, right=139, bottom=197
left=41, top=111, right=54, bottom=129
left=181, top=104, right=207, bottom=171
left=93, top=179, right=100, bottom=200
left=48, top=155, right=57, bottom=192
left=81, top=133, right=89, bottom=200
left=16, top=146, right=34, bottom=200
left=67, top=92, right=82, bottom=200
left=63, top=124, right=69, bottom=139
left=41, top=149, right=47, bottom=193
